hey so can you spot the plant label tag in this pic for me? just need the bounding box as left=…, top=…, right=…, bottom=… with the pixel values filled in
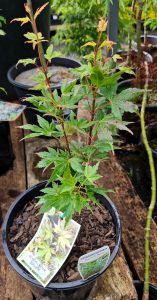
left=78, top=245, right=110, bottom=280
left=17, top=208, right=81, bottom=287
left=0, top=101, right=26, bottom=121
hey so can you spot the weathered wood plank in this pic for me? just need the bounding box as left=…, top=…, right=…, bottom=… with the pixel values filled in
left=88, top=252, right=137, bottom=300
left=98, top=155, right=157, bottom=287
left=0, top=118, right=33, bottom=300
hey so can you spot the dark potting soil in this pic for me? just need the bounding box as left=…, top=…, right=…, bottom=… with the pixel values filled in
left=8, top=198, right=116, bottom=283
left=120, top=50, right=148, bottom=69
left=120, top=111, right=157, bottom=144
left=142, top=43, right=157, bottom=63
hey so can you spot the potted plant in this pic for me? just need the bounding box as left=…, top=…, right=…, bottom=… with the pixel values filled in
left=2, top=2, right=143, bottom=299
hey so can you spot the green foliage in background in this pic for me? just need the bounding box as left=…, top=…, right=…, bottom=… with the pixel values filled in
left=51, top=0, right=111, bottom=56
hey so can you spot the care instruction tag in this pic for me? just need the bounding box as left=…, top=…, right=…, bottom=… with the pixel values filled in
left=78, top=246, right=110, bottom=280
left=17, top=208, right=81, bottom=287
left=0, top=101, right=25, bottom=121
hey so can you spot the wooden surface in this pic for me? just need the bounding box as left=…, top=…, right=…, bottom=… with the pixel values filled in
left=88, top=252, right=137, bottom=300
left=0, top=118, right=33, bottom=300
left=99, top=155, right=157, bottom=287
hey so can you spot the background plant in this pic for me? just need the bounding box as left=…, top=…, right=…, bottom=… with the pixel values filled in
left=119, top=0, right=156, bottom=57
left=14, top=2, right=144, bottom=223
left=51, top=0, right=111, bottom=56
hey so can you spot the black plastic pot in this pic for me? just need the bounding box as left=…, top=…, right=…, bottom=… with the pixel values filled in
left=118, top=79, right=157, bottom=112
left=141, top=35, right=157, bottom=46
left=2, top=181, right=121, bottom=300
left=0, top=121, right=14, bottom=175
left=134, top=280, right=157, bottom=299
left=0, top=0, right=50, bottom=99
left=7, top=57, right=81, bottom=125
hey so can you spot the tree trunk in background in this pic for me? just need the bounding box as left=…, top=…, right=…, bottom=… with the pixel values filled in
left=0, top=0, right=50, bottom=99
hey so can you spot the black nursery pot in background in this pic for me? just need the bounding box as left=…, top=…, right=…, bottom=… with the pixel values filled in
left=141, top=35, right=157, bottom=46
left=134, top=281, right=157, bottom=300
left=7, top=57, right=81, bottom=125
left=0, top=0, right=50, bottom=100
left=0, top=121, right=14, bottom=175
left=2, top=181, right=121, bottom=300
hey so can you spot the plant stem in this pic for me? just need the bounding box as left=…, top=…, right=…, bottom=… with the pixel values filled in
left=141, top=63, right=156, bottom=300
left=27, top=0, right=47, bottom=69
left=137, top=0, right=143, bottom=58
left=88, top=87, right=97, bottom=145
left=27, top=0, right=71, bottom=156
left=127, top=0, right=135, bottom=64
left=88, top=31, right=101, bottom=145
left=143, top=0, right=148, bottom=45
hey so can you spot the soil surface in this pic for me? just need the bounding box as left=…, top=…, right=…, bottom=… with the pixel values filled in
left=120, top=50, right=151, bottom=68
left=15, top=66, right=76, bottom=88
left=8, top=198, right=116, bottom=283
left=121, top=111, right=157, bottom=144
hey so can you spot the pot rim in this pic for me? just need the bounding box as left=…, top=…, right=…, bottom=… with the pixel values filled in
left=2, top=181, right=121, bottom=290
left=141, top=34, right=157, bottom=40
left=117, top=49, right=153, bottom=63
left=7, top=57, right=81, bottom=91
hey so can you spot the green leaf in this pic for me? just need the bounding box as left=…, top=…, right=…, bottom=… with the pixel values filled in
left=0, top=29, right=5, bottom=36
left=61, top=80, right=77, bottom=94
left=44, top=44, right=54, bottom=62
left=16, top=58, right=36, bottom=67
left=69, top=157, right=83, bottom=173
left=84, top=163, right=102, bottom=183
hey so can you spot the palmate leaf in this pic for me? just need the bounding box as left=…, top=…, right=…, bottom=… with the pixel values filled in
left=111, top=88, right=142, bottom=118
left=57, top=118, right=93, bottom=136
left=24, top=32, right=47, bottom=49
left=84, top=163, right=102, bottom=183
left=20, top=115, right=61, bottom=138
left=37, top=148, right=69, bottom=175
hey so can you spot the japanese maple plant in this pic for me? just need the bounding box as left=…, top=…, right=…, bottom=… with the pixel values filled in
left=14, top=1, right=142, bottom=223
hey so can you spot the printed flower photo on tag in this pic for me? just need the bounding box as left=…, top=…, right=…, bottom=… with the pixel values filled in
left=17, top=209, right=81, bottom=287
